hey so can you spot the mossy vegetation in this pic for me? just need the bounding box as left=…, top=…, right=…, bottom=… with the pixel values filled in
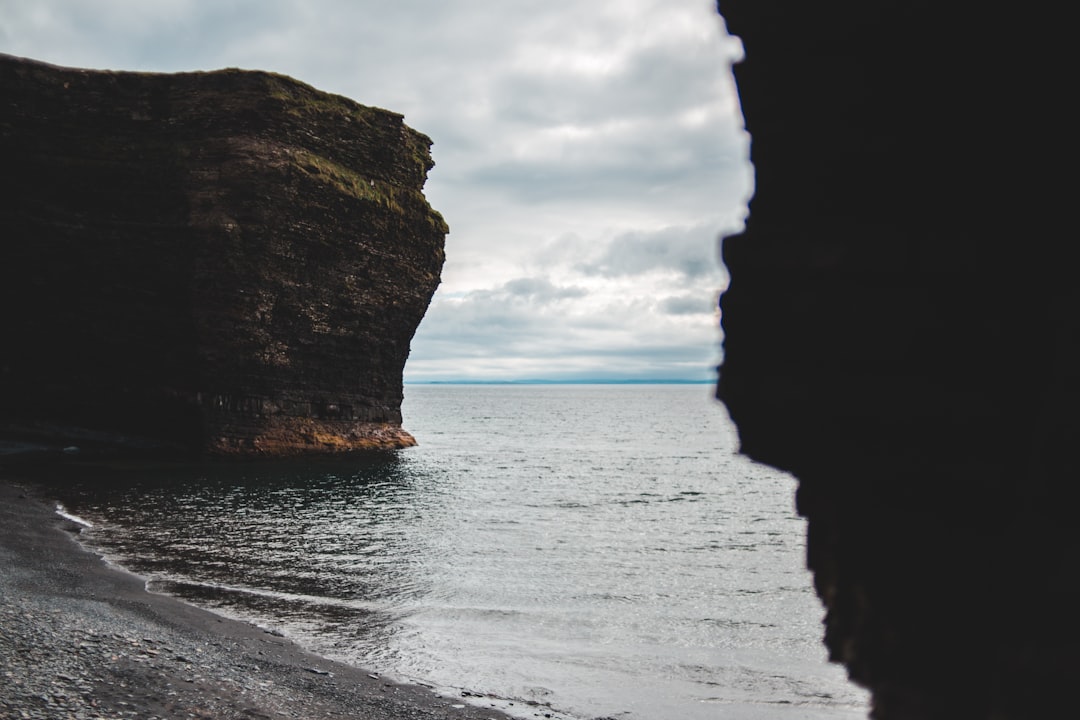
left=290, top=148, right=447, bottom=236
left=426, top=209, right=449, bottom=234
left=292, top=148, right=404, bottom=211
left=262, top=72, right=385, bottom=125
left=259, top=72, right=435, bottom=184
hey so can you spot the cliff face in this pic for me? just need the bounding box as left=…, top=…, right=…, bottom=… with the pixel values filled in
left=717, top=3, right=1076, bottom=718
left=0, top=54, right=447, bottom=456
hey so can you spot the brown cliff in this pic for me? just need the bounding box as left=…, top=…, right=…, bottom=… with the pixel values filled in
left=0, top=54, right=447, bottom=456
left=716, top=3, right=1076, bottom=718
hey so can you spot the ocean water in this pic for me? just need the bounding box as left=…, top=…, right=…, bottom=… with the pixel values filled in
left=49, top=384, right=869, bottom=720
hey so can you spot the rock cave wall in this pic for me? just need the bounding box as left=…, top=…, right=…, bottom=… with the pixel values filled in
left=0, top=54, right=447, bottom=456
left=716, top=3, right=1077, bottom=718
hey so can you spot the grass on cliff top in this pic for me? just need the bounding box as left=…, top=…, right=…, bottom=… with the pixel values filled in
left=261, top=72, right=436, bottom=191
left=293, top=149, right=403, bottom=210
left=292, top=148, right=448, bottom=234
left=260, top=71, right=388, bottom=121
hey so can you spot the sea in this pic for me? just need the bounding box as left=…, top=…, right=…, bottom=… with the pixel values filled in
left=46, top=384, right=870, bottom=720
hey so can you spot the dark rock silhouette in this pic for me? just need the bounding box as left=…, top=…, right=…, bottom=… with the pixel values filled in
left=717, top=3, right=1076, bottom=717
left=0, top=54, right=446, bottom=456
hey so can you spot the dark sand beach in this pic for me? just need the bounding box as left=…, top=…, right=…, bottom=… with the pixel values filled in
left=0, top=476, right=519, bottom=720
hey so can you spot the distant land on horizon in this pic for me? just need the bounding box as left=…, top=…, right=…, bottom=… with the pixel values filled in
left=405, top=379, right=716, bottom=385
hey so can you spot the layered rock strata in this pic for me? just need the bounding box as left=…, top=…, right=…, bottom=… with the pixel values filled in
left=717, top=3, right=1076, bottom=718
left=0, top=54, right=446, bottom=456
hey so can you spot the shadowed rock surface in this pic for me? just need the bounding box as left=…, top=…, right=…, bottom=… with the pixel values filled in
left=717, top=3, right=1076, bottom=718
left=0, top=54, right=446, bottom=456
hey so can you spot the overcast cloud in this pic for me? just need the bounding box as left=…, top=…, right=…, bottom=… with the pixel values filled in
left=1, top=0, right=751, bottom=382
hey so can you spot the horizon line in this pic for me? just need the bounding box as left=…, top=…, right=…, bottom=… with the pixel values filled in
left=404, top=379, right=716, bottom=385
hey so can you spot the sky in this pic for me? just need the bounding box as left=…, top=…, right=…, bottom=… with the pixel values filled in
left=1, top=0, right=752, bottom=383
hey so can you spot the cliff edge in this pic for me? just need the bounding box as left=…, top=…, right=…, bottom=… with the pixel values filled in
left=0, top=54, right=447, bottom=456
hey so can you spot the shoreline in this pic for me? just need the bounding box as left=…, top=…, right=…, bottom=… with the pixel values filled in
left=0, top=477, right=521, bottom=720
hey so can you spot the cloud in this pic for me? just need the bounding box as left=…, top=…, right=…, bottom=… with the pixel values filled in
left=659, top=293, right=718, bottom=316
left=502, top=277, right=588, bottom=303
left=2, top=0, right=750, bottom=382
left=406, top=270, right=724, bottom=382
left=576, top=224, right=725, bottom=280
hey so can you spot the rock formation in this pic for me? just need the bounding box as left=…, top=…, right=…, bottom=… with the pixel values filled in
left=0, top=54, right=447, bottom=456
left=716, top=3, right=1076, bottom=718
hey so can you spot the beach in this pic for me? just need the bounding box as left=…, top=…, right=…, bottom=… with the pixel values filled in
left=0, top=477, right=520, bottom=720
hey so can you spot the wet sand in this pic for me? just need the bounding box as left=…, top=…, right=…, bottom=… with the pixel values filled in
left=1, top=477, right=520, bottom=720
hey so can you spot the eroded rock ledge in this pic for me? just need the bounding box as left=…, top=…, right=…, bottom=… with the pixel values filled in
left=717, top=3, right=1076, bottom=718
left=0, top=54, right=446, bottom=456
